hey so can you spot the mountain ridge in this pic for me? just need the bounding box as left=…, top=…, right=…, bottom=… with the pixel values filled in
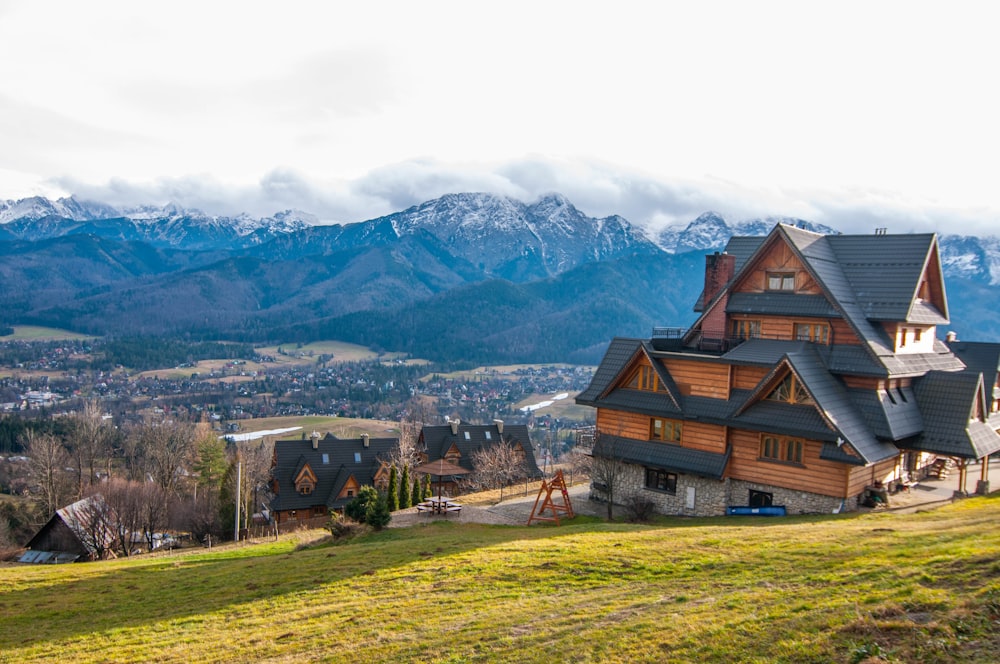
left=1, top=192, right=998, bottom=362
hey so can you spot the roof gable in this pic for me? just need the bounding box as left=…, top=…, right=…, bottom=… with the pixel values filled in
left=826, top=233, right=948, bottom=322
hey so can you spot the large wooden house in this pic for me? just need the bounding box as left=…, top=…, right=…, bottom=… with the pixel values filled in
left=577, top=223, right=1000, bottom=516
left=269, top=432, right=397, bottom=524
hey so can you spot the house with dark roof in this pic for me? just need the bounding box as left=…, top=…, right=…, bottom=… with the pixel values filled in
left=577, top=223, right=1000, bottom=516
left=21, top=495, right=115, bottom=563
left=417, top=419, right=543, bottom=495
left=269, top=431, right=398, bottom=524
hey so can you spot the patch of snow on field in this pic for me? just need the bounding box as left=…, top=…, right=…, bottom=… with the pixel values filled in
left=222, top=426, right=302, bottom=442
left=519, top=393, right=569, bottom=412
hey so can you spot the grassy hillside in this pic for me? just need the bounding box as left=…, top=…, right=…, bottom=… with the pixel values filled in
left=2, top=496, right=998, bottom=663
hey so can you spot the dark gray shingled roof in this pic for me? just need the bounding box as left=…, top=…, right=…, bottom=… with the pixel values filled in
left=825, top=233, right=947, bottom=322
left=727, top=292, right=840, bottom=318
left=418, top=422, right=543, bottom=478
left=592, top=435, right=730, bottom=479
left=576, top=337, right=644, bottom=405
left=723, top=236, right=766, bottom=272
left=593, top=388, right=685, bottom=418
left=848, top=386, right=924, bottom=441
left=946, top=340, right=1000, bottom=385
left=722, top=339, right=810, bottom=365
left=912, top=371, right=1000, bottom=458
left=270, top=433, right=398, bottom=512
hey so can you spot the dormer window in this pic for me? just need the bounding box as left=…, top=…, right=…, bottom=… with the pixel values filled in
left=766, top=374, right=813, bottom=405
left=626, top=365, right=662, bottom=392
left=767, top=272, right=795, bottom=291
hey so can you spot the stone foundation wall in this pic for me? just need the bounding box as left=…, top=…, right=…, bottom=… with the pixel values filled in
left=726, top=479, right=859, bottom=515
left=590, top=463, right=859, bottom=517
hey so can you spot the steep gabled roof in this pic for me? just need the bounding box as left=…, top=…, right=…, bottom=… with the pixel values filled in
left=912, top=371, right=1000, bottom=458
left=731, top=347, right=898, bottom=463
left=418, top=422, right=543, bottom=478
left=696, top=224, right=959, bottom=378
left=826, top=233, right=947, bottom=322
left=575, top=337, right=645, bottom=405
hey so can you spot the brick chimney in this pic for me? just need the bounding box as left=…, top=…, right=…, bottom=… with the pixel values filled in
left=700, top=252, right=735, bottom=346
left=703, top=252, right=736, bottom=306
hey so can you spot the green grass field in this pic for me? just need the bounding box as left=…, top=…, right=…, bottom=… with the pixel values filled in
left=2, top=494, right=998, bottom=663
left=0, top=325, right=94, bottom=341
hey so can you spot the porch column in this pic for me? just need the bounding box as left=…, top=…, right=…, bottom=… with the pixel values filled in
left=977, top=455, right=991, bottom=495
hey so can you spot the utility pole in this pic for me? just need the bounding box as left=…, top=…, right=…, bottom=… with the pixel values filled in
left=234, top=459, right=241, bottom=542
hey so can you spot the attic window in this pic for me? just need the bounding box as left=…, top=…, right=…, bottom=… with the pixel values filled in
left=354, top=452, right=362, bottom=463
left=464, top=431, right=471, bottom=440
left=766, top=374, right=813, bottom=405
left=766, top=272, right=795, bottom=291
left=626, top=365, right=663, bottom=392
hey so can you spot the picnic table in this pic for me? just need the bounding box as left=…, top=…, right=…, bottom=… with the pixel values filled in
left=416, top=497, right=463, bottom=515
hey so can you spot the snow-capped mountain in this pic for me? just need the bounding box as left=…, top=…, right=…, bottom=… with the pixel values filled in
left=369, top=192, right=659, bottom=280
left=938, top=233, right=1000, bottom=286
left=0, top=196, right=313, bottom=249
left=654, top=211, right=839, bottom=254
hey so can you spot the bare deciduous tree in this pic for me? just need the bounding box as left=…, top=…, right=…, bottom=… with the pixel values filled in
left=23, top=429, right=72, bottom=515
left=102, top=478, right=145, bottom=557
left=588, top=431, right=629, bottom=521
left=70, top=400, right=114, bottom=495
left=471, top=440, right=529, bottom=502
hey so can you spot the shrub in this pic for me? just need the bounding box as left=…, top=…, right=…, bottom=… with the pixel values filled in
left=328, top=513, right=364, bottom=541
left=624, top=494, right=657, bottom=523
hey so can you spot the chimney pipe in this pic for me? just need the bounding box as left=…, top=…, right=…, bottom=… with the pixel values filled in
left=946, top=331, right=957, bottom=343
left=493, top=419, right=504, bottom=434
left=362, top=433, right=370, bottom=448
left=450, top=419, right=460, bottom=435
left=311, top=431, right=320, bottom=450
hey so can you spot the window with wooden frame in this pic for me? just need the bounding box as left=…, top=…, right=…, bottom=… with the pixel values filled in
left=626, top=364, right=663, bottom=392
left=760, top=435, right=804, bottom=464
left=765, top=373, right=814, bottom=405
left=730, top=319, right=761, bottom=340
left=766, top=271, right=795, bottom=291
left=645, top=468, right=677, bottom=494
left=794, top=322, right=829, bottom=344
left=650, top=417, right=682, bottom=443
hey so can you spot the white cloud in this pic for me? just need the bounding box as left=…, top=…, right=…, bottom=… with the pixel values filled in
left=1, top=1, right=998, bottom=238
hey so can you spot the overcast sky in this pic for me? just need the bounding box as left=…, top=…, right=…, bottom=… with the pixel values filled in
left=1, top=1, right=998, bottom=235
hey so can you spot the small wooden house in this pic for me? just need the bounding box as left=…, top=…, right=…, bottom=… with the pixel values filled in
left=269, top=432, right=398, bottom=524
left=21, top=495, right=114, bottom=563
left=417, top=419, right=543, bottom=495
left=577, top=223, right=1000, bottom=516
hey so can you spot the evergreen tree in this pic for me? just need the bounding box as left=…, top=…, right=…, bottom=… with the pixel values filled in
left=193, top=434, right=227, bottom=491
left=345, top=486, right=379, bottom=522
left=398, top=465, right=411, bottom=509
left=423, top=473, right=432, bottom=500
left=411, top=475, right=422, bottom=506
left=387, top=466, right=399, bottom=512
left=366, top=493, right=391, bottom=530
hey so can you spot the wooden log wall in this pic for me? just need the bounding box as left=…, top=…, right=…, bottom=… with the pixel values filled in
left=727, top=429, right=849, bottom=497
